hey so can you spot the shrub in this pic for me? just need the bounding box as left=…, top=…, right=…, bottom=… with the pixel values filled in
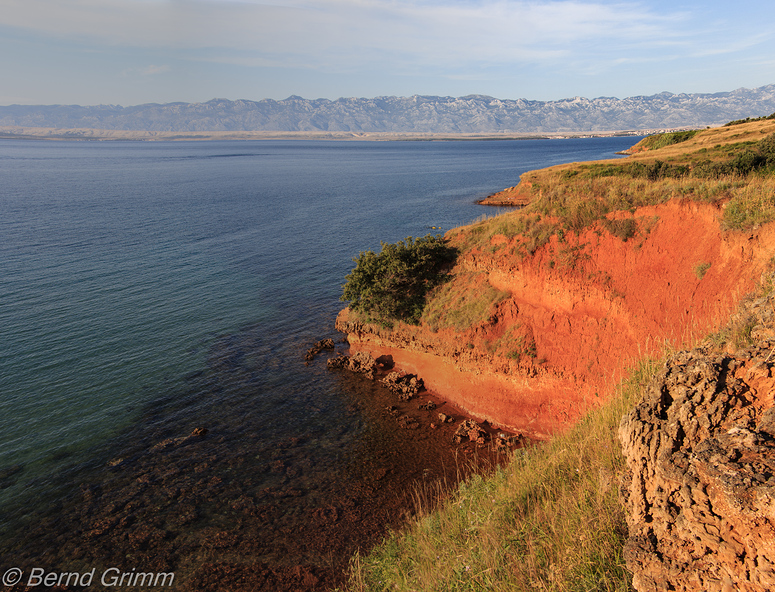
left=637, top=130, right=700, bottom=150
left=341, top=235, right=457, bottom=326
left=627, top=160, right=690, bottom=180
left=724, top=112, right=775, bottom=127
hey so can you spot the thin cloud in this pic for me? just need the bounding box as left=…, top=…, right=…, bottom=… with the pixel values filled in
left=2, top=0, right=771, bottom=87
left=0, top=1, right=693, bottom=61
left=142, top=64, right=171, bottom=75
left=121, top=64, right=172, bottom=77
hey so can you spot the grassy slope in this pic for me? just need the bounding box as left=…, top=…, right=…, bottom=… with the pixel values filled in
left=340, top=120, right=775, bottom=592
left=343, top=359, right=658, bottom=592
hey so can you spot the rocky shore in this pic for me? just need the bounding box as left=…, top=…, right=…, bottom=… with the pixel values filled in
left=325, top=348, right=525, bottom=451
left=0, top=329, right=518, bottom=592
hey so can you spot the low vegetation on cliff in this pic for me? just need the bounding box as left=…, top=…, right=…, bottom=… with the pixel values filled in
left=341, top=235, right=457, bottom=326
left=339, top=117, right=775, bottom=592
left=460, top=116, right=775, bottom=253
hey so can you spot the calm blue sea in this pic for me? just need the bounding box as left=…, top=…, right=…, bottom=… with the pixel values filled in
left=0, top=136, right=638, bottom=576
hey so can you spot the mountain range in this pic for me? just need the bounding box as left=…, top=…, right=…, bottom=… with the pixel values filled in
left=2, top=84, right=775, bottom=134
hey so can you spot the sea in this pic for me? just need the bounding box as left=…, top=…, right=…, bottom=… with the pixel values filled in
left=0, top=136, right=638, bottom=588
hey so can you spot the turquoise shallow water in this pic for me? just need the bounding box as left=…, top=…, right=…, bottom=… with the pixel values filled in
left=0, top=137, right=639, bottom=581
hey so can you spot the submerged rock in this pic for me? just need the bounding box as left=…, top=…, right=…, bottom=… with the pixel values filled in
left=397, top=414, right=420, bottom=430
left=304, top=338, right=336, bottom=361
left=149, top=427, right=209, bottom=453
left=0, top=464, right=23, bottom=489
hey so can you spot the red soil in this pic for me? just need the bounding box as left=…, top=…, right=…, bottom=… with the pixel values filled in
left=339, top=200, right=775, bottom=439
left=477, top=181, right=533, bottom=206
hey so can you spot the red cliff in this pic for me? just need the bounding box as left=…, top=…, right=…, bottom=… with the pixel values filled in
left=337, top=199, right=775, bottom=439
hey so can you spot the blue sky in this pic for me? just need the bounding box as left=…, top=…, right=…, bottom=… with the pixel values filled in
left=2, top=0, right=774, bottom=106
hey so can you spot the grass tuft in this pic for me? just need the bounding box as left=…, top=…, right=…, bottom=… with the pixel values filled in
left=693, top=261, right=711, bottom=279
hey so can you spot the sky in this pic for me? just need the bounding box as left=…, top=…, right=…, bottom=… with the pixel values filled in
left=1, top=0, right=774, bottom=106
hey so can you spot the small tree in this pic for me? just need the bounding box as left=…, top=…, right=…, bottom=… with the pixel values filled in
left=341, top=234, right=457, bottom=326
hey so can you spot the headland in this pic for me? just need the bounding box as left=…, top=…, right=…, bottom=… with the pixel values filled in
left=335, top=116, right=775, bottom=590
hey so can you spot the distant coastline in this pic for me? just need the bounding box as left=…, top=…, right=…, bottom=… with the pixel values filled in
left=0, top=125, right=678, bottom=142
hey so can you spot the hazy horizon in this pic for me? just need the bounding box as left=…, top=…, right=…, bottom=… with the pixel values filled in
left=2, top=1, right=774, bottom=107
left=3, top=84, right=774, bottom=109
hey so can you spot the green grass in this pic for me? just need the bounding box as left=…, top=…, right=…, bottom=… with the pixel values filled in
left=341, top=358, right=662, bottom=592
left=422, top=272, right=511, bottom=332
left=451, top=159, right=775, bottom=262
left=721, top=177, right=775, bottom=229
left=635, top=129, right=701, bottom=150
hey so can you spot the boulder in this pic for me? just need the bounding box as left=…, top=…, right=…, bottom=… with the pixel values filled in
left=326, top=351, right=377, bottom=379
left=452, top=419, right=488, bottom=445
left=381, top=372, right=424, bottom=401
left=304, top=338, right=335, bottom=361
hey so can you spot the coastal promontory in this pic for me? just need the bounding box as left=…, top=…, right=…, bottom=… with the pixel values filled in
left=336, top=117, right=775, bottom=591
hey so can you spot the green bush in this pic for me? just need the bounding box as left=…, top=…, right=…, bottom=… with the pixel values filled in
left=341, top=235, right=457, bottom=326
left=627, top=160, right=690, bottom=180
left=638, top=130, right=700, bottom=150
left=694, top=134, right=775, bottom=178
left=693, top=261, right=711, bottom=279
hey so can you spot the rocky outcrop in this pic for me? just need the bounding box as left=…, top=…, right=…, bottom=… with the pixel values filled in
left=305, top=338, right=335, bottom=361
left=619, top=294, right=775, bottom=592
left=452, top=419, right=488, bottom=445
left=381, top=372, right=424, bottom=401
left=326, top=351, right=378, bottom=379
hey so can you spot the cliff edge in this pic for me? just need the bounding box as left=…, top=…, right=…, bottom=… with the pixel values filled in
left=337, top=119, right=775, bottom=440
left=339, top=200, right=775, bottom=438
left=336, top=119, right=775, bottom=591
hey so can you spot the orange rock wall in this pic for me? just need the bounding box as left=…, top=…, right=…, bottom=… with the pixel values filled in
left=339, top=200, right=775, bottom=439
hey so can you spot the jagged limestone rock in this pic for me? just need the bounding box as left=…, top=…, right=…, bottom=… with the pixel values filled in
left=620, top=340, right=775, bottom=592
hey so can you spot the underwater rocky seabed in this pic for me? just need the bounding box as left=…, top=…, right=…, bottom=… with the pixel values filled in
left=1, top=323, right=518, bottom=591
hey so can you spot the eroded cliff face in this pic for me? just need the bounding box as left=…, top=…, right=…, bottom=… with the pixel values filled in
left=338, top=200, right=775, bottom=439
left=619, top=295, right=775, bottom=591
